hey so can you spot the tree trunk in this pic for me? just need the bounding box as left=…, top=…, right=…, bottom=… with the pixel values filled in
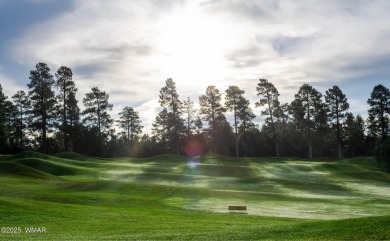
left=63, top=87, right=68, bottom=151
left=41, top=90, right=46, bottom=153
left=97, top=105, right=101, bottom=152
left=337, top=143, right=342, bottom=159
left=243, top=121, right=247, bottom=157
left=43, top=115, right=47, bottom=153
left=187, top=112, right=190, bottom=142
left=233, top=104, right=239, bottom=157
left=308, top=140, right=313, bottom=159
left=127, top=124, right=130, bottom=141
left=380, top=106, right=385, bottom=144
left=212, top=111, right=216, bottom=154
left=69, top=118, right=73, bottom=152
left=20, top=107, right=23, bottom=147
left=275, top=142, right=280, bottom=158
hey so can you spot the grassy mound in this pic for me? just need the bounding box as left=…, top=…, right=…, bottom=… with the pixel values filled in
left=1, top=153, right=390, bottom=240
left=4, top=151, right=53, bottom=161
left=12, top=158, right=85, bottom=176
left=0, top=162, right=57, bottom=179
left=53, top=151, right=92, bottom=160
left=53, top=152, right=109, bottom=162
left=341, top=156, right=379, bottom=168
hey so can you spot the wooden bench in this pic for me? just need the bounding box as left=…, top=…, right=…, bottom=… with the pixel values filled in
left=228, top=206, right=247, bottom=213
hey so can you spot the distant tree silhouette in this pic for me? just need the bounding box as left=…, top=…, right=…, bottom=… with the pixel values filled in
left=182, top=97, right=194, bottom=141
left=0, top=84, right=7, bottom=147
left=344, top=113, right=366, bottom=157
left=290, top=84, right=326, bottom=158
left=55, top=66, right=78, bottom=151
left=1, top=62, right=388, bottom=159
left=256, top=79, right=281, bottom=157
left=225, top=85, right=246, bottom=157
left=82, top=87, right=113, bottom=153
left=215, top=114, right=234, bottom=155
left=152, top=108, right=169, bottom=152
left=27, top=62, right=57, bottom=153
left=325, top=86, right=349, bottom=158
left=117, top=106, right=143, bottom=142
left=237, top=96, right=255, bottom=157
left=66, top=91, right=80, bottom=151
left=12, top=90, right=30, bottom=147
left=199, top=85, right=226, bottom=153
left=159, top=78, right=184, bottom=154
left=367, top=84, right=390, bottom=144
left=3, top=99, right=16, bottom=146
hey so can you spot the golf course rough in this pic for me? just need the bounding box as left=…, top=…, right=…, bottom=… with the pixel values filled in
left=0, top=152, right=390, bottom=240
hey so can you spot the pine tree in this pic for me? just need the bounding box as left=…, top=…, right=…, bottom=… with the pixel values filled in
left=159, top=78, right=183, bottom=154
left=4, top=100, right=17, bottom=146
left=199, top=85, right=226, bottom=153
left=55, top=66, right=77, bottom=151
left=225, top=86, right=245, bottom=157
left=344, top=113, right=366, bottom=157
left=12, top=90, right=30, bottom=147
left=214, top=114, right=234, bottom=156
left=82, top=87, right=113, bottom=152
left=152, top=108, right=170, bottom=152
left=256, top=79, right=281, bottom=157
left=290, top=84, right=326, bottom=158
left=367, top=84, right=390, bottom=144
left=67, top=91, right=80, bottom=151
left=325, top=86, right=349, bottom=158
left=237, top=97, right=256, bottom=157
left=182, top=97, right=196, bottom=141
left=27, top=62, right=57, bottom=153
left=0, top=84, right=8, bottom=147
left=117, top=106, right=143, bottom=142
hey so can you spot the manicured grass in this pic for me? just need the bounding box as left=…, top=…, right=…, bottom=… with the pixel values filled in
left=0, top=152, right=390, bottom=240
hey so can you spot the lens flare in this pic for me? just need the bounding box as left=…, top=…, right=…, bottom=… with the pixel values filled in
left=187, top=159, right=199, bottom=169
left=185, top=140, right=204, bottom=157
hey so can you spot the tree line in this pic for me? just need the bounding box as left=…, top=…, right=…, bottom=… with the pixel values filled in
left=0, top=62, right=389, bottom=168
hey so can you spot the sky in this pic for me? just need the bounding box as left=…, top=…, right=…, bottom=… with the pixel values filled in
left=1, top=0, right=390, bottom=133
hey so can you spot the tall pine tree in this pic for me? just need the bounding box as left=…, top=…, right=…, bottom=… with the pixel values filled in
left=159, top=78, right=183, bottom=154
left=0, top=84, right=9, bottom=148
left=325, top=86, right=349, bottom=158
left=82, top=87, right=113, bottom=153
left=256, top=79, right=281, bottom=157
left=12, top=90, right=30, bottom=147
left=199, top=85, right=226, bottom=153
left=182, top=97, right=197, bottom=141
left=225, top=86, right=245, bottom=157
left=237, top=97, right=255, bottom=157
left=27, top=62, right=57, bottom=153
left=55, top=66, right=78, bottom=151
left=290, top=84, right=326, bottom=158
left=117, top=106, right=143, bottom=142
left=367, top=84, right=390, bottom=144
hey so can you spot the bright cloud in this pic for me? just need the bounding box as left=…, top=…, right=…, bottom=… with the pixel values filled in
left=2, top=0, right=390, bottom=132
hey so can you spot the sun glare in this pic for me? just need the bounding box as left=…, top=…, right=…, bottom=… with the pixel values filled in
left=154, top=3, right=231, bottom=88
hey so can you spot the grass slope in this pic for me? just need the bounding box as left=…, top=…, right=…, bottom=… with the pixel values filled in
left=0, top=162, right=57, bottom=180
left=0, top=151, right=390, bottom=240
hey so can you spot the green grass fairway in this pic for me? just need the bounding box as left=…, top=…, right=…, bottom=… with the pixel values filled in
left=1, top=152, right=390, bottom=240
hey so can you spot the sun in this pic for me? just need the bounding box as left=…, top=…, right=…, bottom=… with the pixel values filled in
left=152, top=2, right=232, bottom=89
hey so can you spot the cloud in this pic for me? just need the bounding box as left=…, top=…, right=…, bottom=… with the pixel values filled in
left=0, top=72, right=25, bottom=98
left=134, top=98, right=161, bottom=134
left=7, top=0, right=390, bottom=132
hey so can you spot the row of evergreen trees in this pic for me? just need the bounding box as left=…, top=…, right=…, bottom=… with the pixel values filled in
left=0, top=63, right=142, bottom=156
left=0, top=63, right=389, bottom=166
